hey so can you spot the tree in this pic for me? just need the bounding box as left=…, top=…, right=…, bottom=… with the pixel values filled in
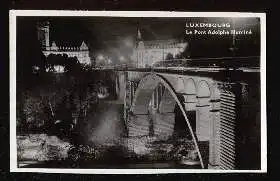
left=165, top=53, right=174, bottom=60
left=65, top=56, right=80, bottom=74
left=45, top=54, right=82, bottom=74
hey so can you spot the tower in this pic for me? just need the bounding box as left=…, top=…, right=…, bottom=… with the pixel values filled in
left=37, top=21, right=50, bottom=50
left=135, top=27, right=145, bottom=68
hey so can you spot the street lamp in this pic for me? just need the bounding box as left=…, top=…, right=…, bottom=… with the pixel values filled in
left=228, top=18, right=239, bottom=70
left=229, top=18, right=238, bottom=57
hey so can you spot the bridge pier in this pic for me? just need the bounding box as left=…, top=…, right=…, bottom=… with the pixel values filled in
left=196, top=96, right=211, bottom=168
left=153, top=88, right=176, bottom=139
left=196, top=96, right=211, bottom=141
left=151, top=85, right=163, bottom=111
left=124, top=72, right=140, bottom=128
left=183, top=94, right=197, bottom=111
left=153, top=112, right=175, bottom=139
left=181, top=94, right=197, bottom=139
left=127, top=114, right=150, bottom=137
left=216, top=82, right=241, bottom=170
left=115, top=71, right=126, bottom=101
left=209, top=94, right=221, bottom=168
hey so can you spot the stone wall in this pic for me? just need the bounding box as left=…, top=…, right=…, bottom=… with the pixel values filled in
left=17, top=134, right=71, bottom=162
left=153, top=112, right=175, bottom=138
left=125, top=136, right=196, bottom=161
left=127, top=114, right=150, bottom=137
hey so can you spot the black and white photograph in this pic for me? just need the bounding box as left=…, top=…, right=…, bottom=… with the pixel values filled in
left=9, top=11, right=266, bottom=173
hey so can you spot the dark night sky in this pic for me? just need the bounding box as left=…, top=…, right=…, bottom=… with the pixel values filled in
left=49, top=17, right=189, bottom=54
left=17, top=16, right=260, bottom=64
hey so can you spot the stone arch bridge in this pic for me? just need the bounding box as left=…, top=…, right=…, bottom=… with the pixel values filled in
left=115, top=67, right=260, bottom=170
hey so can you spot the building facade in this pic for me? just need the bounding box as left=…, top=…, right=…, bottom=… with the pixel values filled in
left=131, top=29, right=188, bottom=68
left=37, top=21, right=91, bottom=66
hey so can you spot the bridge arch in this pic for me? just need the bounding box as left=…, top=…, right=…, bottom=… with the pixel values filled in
left=130, top=73, right=205, bottom=168
left=197, top=80, right=211, bottom=98
left=184, top=78, right=197, bottom=95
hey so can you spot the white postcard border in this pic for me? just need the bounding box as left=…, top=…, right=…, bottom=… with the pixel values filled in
left=9, top=10, right=267, bottom=174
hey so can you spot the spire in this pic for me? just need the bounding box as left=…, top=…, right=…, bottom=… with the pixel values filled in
left=137, top=28, right=142, bottom=40
left=50, top=41, right=58, bottom=50
left=135, top=22, right=144, bottom=50
left=136, top=19, right=142, bottom=41
left=80, top=41, right=88, bottom=50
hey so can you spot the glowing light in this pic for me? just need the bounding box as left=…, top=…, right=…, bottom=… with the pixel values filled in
left=97, top=86, right=109, bottom=99
left=119, top=56, right=125, bottom=62
left=32, top=66, right=40, bottom=70
left=54, top=65, right=65, bottom=73
left=107, top=58, right=112, bottom=64
left=97, top=54, right=104, bottom=60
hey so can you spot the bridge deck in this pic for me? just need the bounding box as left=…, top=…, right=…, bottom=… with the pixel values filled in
left=92, top=56, right=260, bottom=73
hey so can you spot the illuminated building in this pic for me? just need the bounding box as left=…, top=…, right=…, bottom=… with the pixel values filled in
left=131, top=29, right=188, bottom=68
left=37, top=21, right=91, bottom=66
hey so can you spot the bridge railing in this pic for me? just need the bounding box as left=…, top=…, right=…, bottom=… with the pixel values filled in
left=152, top=56, right=260, bottom=69
left=92, top=56, right=260, bottom=71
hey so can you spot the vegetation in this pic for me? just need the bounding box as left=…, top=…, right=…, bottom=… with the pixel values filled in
left=17, top=52, right=99, bottom=142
